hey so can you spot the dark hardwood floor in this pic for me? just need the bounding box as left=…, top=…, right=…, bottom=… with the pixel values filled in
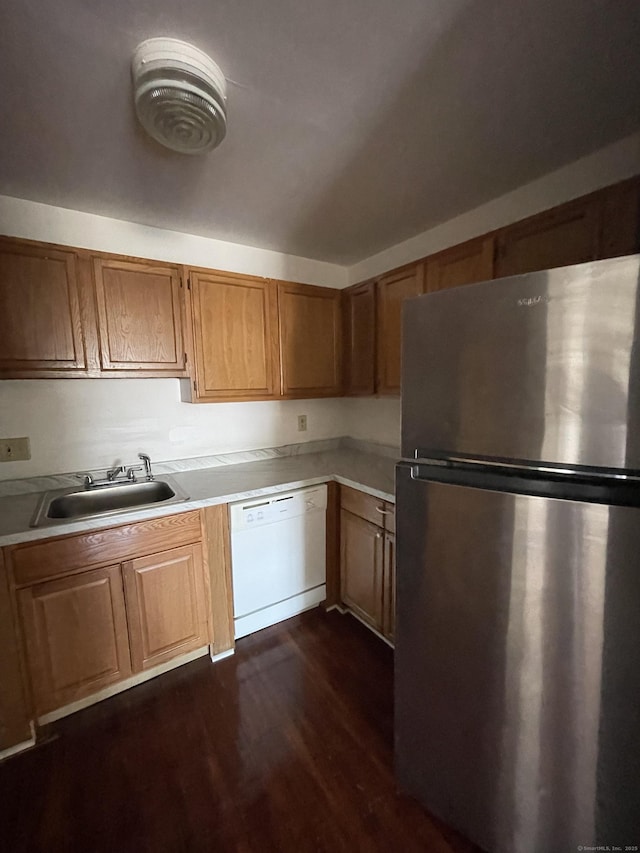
left=0, top=609, right=475, bottom=853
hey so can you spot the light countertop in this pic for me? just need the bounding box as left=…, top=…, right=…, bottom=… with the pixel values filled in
left=0, top=448, right=397, bottom=547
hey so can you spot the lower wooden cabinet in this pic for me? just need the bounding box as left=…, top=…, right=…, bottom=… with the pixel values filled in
left=339, top=486, right=395, bottom=642
left=340, top=509, right=384, bottom=632
left=382, top=532, right=395, bottom=642
left=18, top=565, right=131, bottom=716
left=5, top=510, right=221, bottom=723
left=123, top=544, right=209, bottom=671
left=0, top=552, right=31, bottom=750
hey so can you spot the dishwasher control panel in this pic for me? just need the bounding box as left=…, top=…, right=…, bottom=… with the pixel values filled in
left=229, top=484, right=328, bottom=531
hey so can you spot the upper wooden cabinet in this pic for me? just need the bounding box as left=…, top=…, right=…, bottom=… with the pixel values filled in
left=1, top=175, right=638, bottom=391
left=598, top=178, right=640, bottom=259
left=0, top=239, right=86, bottom=374
left=376, top=264, right=424, bottom=396
left=278, top=281, right=342, bottom=397
left=343, top=280, right=376, bottom=396
left=426, top=235, right=495, bottom=292
left=495, top=197, right=600, bottom=279
left=93, top=257, right=186, bottom=374
left=185, top=270, right=280, bottom=402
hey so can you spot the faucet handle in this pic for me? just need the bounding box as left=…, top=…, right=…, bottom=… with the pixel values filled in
left=75, top=472, right=94, bottom=488
left=125, top=465, right=144, bottom=482
left=138, top=453, right=153, bottom=480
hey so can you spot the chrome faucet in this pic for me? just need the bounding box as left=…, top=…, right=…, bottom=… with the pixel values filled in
left=75, top=472, right=95, bottom=489
left=138, top=453, right=154, bottom=480
left=106, top=465, right=126, bottom=482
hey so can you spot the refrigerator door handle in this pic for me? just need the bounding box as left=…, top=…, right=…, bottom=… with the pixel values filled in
left=411, top=453, right=640, bottom=483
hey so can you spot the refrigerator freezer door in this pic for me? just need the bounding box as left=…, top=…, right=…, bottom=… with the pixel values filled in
left=395, top=464, right=640, bottom=853
left=401, top=254, right=640, bottom=471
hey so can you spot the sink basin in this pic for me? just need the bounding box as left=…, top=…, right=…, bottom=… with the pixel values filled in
left=30, top=477, right=190, bottom=527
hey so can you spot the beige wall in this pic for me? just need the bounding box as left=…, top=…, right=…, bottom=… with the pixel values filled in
left=0, top=196, right=347, bottom=289
left=0, top=380, right=346, bottom=480
left=342, top=398, right=401, bottom=449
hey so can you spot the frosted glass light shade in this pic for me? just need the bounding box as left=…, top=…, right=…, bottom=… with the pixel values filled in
left=132, top=38, right=227, bottom=155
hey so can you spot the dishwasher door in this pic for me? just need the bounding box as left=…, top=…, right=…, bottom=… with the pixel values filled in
left=230, top=484, right=327, bottom=638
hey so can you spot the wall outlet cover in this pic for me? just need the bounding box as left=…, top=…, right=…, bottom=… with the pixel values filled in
left=297, top=415, right=307, bottom=432
left=0, top=437, right=31, bottom=462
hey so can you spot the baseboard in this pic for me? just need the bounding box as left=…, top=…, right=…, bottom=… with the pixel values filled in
left=210, top=647, right=234, bottom=663
left=38, top=645, right=211, bottom=725
left=0, top=723, right=36, bottom=762
left=340, top=606, right=395, bottom=649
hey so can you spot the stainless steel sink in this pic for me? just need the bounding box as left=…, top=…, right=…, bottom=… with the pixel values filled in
left=30, top=476, right=190, bottom=527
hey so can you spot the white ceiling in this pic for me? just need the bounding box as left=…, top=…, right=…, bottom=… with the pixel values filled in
left=1, top=0, right=639, bottom=265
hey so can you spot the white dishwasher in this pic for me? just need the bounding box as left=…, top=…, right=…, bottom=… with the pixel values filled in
left=230, top=484, right=327, bottom=639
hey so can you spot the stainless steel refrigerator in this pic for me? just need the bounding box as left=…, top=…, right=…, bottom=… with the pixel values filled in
left=395, top=255, right=640, bottom=853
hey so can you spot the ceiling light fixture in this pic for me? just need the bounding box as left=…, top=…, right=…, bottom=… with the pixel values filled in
left=132, top=38, right=227, bottom=155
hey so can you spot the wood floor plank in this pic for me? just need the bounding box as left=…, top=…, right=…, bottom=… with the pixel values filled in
left=0, top=609, right=476, bottom=853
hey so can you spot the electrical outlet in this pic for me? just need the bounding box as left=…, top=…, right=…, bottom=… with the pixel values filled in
left=0, top=437, right=31, bottom=462
left=297, top=415, right=307, bottom=432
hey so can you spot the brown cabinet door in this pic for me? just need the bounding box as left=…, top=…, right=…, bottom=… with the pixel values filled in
left=343, top=281, right=375, bottom=396
left=0, top=239, right=85, bottom=373
left=598, top=178, right=640, bottom=259
left=0, top=551, right=31, bottom=749
left=93, top=258, right=186, bottom=373
left=376, top=264, right=424, bottom=395
left=123, top=544, right=209, bottom=672
left=340, top=509, right=384, bottom=632
left=189, top=270, right=279, bottom=400
left=18, top=565, right=131, bottom=716
left=496, top=197, right=600, bottom=278
left=278, top=281, right=342, bottom=397
left=426, top=235, right=495, bottom=293
left=382, top=532, right=396, bottom=642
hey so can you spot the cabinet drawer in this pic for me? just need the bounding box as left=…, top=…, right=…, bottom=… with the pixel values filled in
left=10, top=510, right=202, bottom=587
left=340, top=485, right=394, bottom=529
